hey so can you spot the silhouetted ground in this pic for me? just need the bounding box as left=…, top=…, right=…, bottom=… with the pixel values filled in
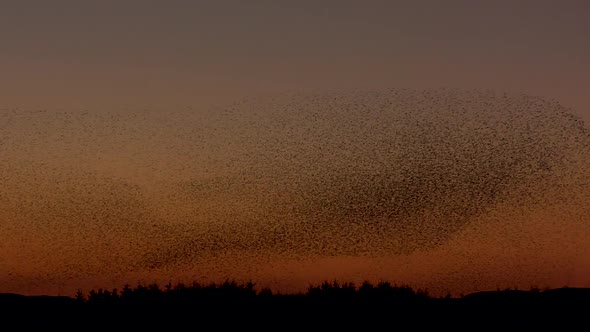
left=1, top=281, right=588, bottom=331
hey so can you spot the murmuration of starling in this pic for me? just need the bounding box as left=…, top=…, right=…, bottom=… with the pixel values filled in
left=1, top=88, right=589, bottom=278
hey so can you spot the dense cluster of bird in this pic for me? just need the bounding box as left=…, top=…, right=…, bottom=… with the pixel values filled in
left=1, top=89, right=589, bottom=286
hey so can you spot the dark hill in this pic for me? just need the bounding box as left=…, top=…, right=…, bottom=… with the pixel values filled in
left=1, top=284, right=588, bottom=330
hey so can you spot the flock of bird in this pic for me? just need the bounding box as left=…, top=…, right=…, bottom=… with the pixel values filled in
left=1, top=89, right=589, bottom=291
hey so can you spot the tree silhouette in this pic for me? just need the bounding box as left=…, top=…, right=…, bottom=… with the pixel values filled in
left=2, top=279, right=586, bottom=330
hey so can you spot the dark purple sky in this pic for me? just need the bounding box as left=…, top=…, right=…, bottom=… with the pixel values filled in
left=1, top=0, right=588, bottom=120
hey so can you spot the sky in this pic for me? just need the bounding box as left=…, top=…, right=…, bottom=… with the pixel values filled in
left=1, top=0, right=589, bottom=296
left=0, top=0, right=589, bottom=120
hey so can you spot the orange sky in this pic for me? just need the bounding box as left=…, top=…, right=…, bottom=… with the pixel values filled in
left=1, top=1, right=589, bottom=295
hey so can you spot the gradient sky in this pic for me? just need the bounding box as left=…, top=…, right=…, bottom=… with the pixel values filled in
left=1, top=0, right=589, bottom=119
left=1, top=1, right=590, bottom=296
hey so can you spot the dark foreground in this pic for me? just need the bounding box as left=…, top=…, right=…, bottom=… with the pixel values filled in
left=1, top=281, right=589, bottom=331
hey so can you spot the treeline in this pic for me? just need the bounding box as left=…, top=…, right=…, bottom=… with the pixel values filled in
left=75, top=279, right=432, bottom=306
left=2, top=280, right=588, bottom=330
